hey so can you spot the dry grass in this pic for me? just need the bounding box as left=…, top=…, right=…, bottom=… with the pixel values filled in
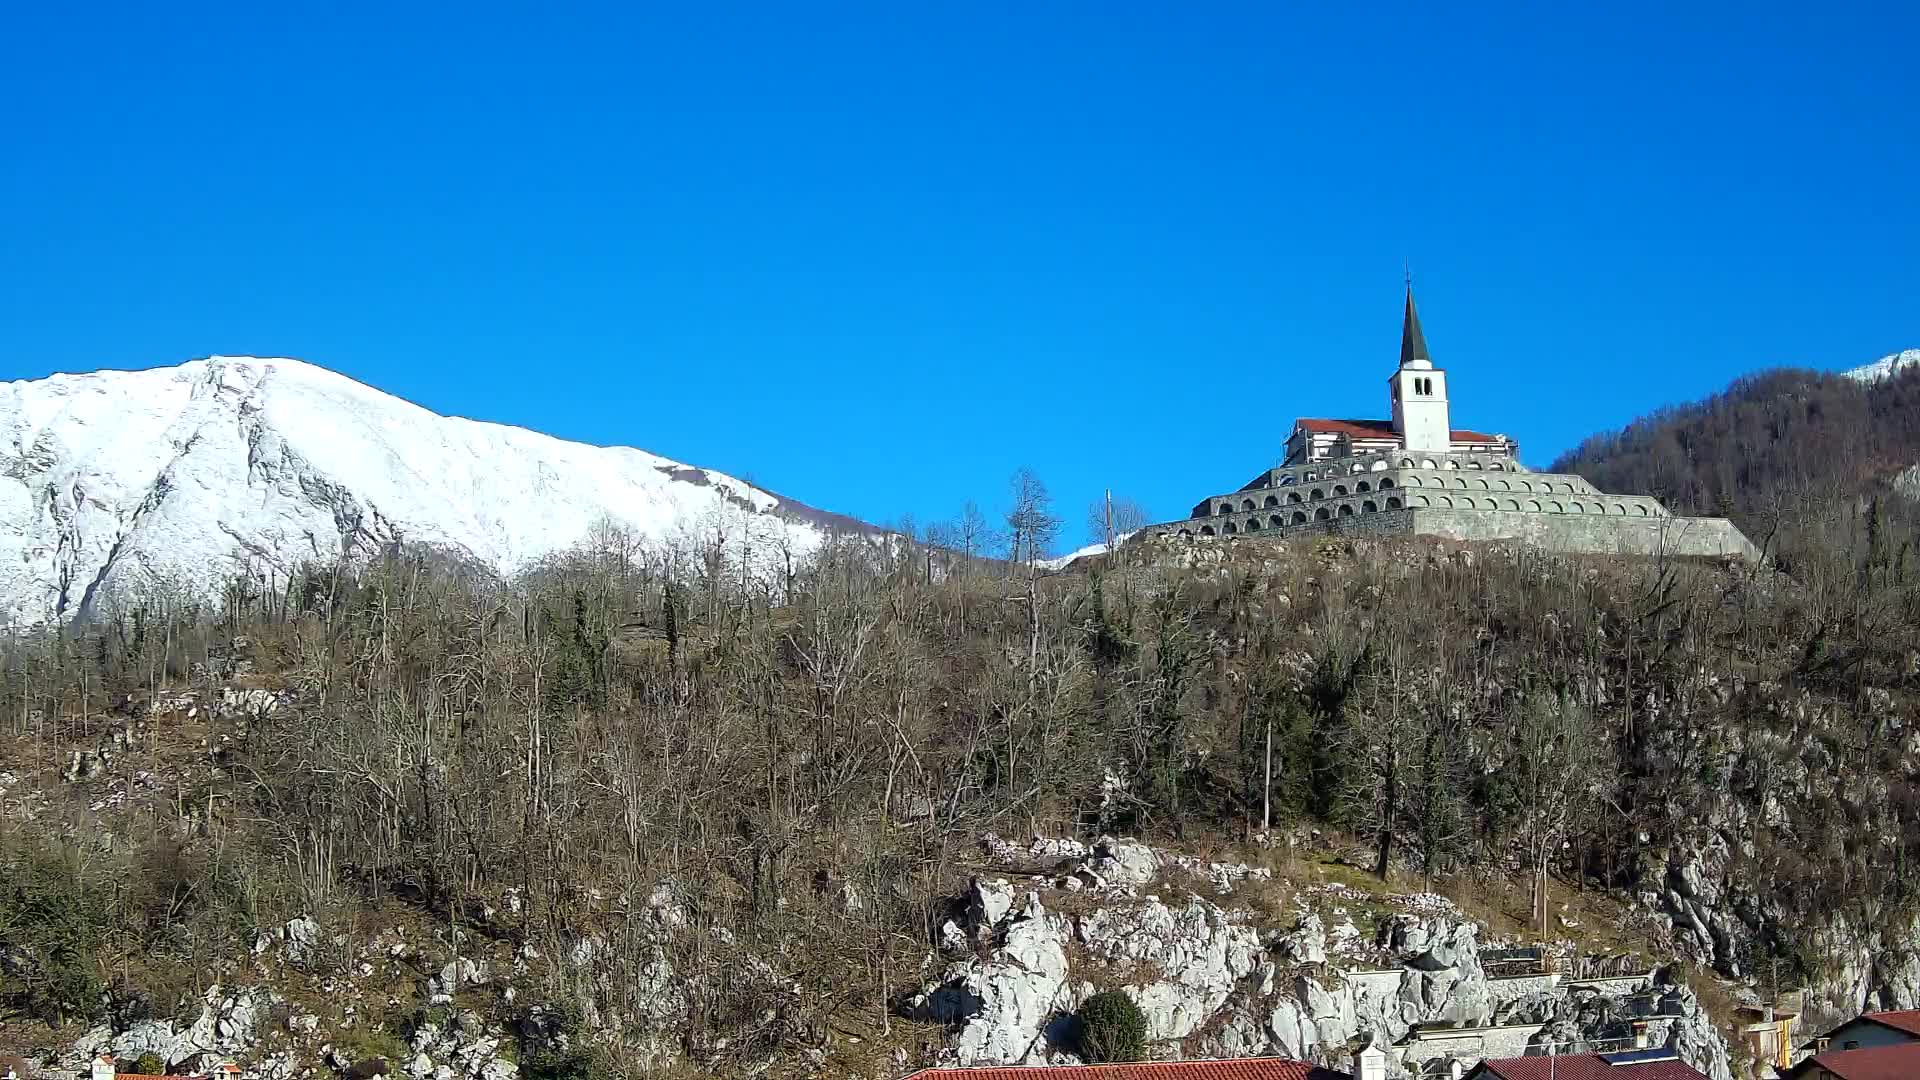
left=0, top=1019, right=59, bottom=1060
left=1239, top=875, right=1299, bottom=927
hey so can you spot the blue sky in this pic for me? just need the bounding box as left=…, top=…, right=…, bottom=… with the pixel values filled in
left=4, top=3, right=1915, bottom=548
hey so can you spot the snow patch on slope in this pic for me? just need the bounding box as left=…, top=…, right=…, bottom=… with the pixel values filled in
left=0, top=357, right=849, bottom=623
left=1895, top=465, right=1920, bottom=501
left=1844, top=349, right=1920, bottom=382
left=1036, top=531, right=1138, bottom=570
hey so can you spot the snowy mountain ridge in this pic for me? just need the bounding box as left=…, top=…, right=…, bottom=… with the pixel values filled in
left=1844, top=348, right=1920, bottom=382
left=0, top=356, right=856, bottom=623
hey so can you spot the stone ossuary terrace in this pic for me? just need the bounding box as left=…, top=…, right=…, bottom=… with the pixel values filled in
left=1137, top=287, right=1758, bottom=560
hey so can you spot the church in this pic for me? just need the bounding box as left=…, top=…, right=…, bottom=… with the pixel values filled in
left=1137, top=288, right=1758, bottom=560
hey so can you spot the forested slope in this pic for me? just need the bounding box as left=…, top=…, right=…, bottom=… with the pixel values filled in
left=1551, top=363, right=1920, bottom=567
left=7, top=357, right=1920, bottom=1075
left=2, top=480, right=1917, bottom=1075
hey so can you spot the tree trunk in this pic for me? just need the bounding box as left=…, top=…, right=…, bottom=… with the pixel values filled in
left=1262, top=714, right=1273, bottom=831
left=1375, top=749, right=1397, bottom=881
left=1534, top=844, right=1551, bottom=938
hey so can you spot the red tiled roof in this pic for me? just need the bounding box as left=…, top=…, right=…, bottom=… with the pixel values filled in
left=1293, top=418, right=1498, bottom=443
left=903, top=1060, right=1349, bottom=1080
left=1789, top=1042, right=1920, bottom=1080
left=1862, top=1009, right=1920, bottom=1037
left=1472, top=1053, right=1708, bottom=1080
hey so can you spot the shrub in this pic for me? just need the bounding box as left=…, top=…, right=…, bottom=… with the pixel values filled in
left=517, top=1001, right=606, bottom=1080
left=133, top=1054, right=166, bottom=1075
left=0, top=840, right=108, bottom=1026
left=1077, top=990, right=1147, bottom=1063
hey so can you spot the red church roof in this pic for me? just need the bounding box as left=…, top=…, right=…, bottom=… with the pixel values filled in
left=1293, top=418, right=1500, bottom=443
left=1470, top=1053, right=1708, bottom=1080
left=903, top=1060, right=1348, bottom=1080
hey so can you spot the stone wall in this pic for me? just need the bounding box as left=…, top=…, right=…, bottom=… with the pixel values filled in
left=1400, top=1024, right=1551, bottom=1074
left=1137, top=503, right=1757, bottom=561
left=1406, top=508, right=1759, bottom=560
left=1143, top=508, right=1419, bottom=542
left=1198, top=468, right=1652, bottom=522
left=1564, top=973, right=1657, bottom=996
left=1165, top=449, right=1679, bottom=545
left=1485, top=973, right=1562, bottom=1009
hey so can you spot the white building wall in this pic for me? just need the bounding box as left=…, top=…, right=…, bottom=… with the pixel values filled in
left=1392, top=367, right=1452, bottom=453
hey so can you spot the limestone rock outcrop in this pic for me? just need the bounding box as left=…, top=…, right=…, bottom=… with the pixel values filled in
left=904, top=878, right=1075, bottom=1064
left=906, top=857, right=1737, bottom=1080
left=63, top=985, right=280, bottom=1072
left=1078, top=896, right=1263, bottom=1041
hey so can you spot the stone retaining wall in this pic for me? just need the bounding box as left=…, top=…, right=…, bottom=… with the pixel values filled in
left=1137, top=507, right=1758, bottom=561
left=1408, top=508, right=1758, bottom=560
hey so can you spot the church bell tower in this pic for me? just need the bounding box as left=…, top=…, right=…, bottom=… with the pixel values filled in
left=1389, top=284, right=1452, bottom=453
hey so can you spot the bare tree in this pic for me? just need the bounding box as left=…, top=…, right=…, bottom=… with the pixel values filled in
left=1005, top=468, right=1060, bottom=571
left=1085, top=493, right=1150, bottom=548
left=1513, top=692, right=1602, bottom=936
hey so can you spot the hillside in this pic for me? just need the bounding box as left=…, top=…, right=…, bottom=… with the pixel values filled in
left=0, top=357, right=868, bottom=625
left=2, top=491, right=1916, bottom=1079
left=1549, top=352, right=1920, bottom=567
left=3, top=354, right=1920, bottom=1080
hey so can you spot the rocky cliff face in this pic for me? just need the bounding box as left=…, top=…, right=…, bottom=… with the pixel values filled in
left=21, top=833, right=1740, bottom=1080
left=902, top=836, right=1735, bottom=1080
left=1628, top=678, right=1920, bottom=1037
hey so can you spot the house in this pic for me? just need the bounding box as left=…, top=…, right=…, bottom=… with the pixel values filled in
left=1805, top=1010, right=1920, bottom=1054
left=900, top=1057, right=1353, bottom=1080
left=1734, top=1002, right=1799, bottom=1074
left=1782, top=1041, right=1920, bottom=1080
left=1464, top=1049, right=1710, bottom=1080
left=1, top=1055, right=37, bottom=1080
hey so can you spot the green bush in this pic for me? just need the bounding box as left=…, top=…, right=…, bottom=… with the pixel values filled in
left=0, top=840, right=108, bottom=1026
left=133, top=1054, right=166, bottom=1075
left=519, top=1047, right=602, bottom=1080
left=518, top=1001, right=606, bottom=1080
left=1077, top=990, right=1147, bottom=1063
left=331, top=1025, right=409, bottom=1071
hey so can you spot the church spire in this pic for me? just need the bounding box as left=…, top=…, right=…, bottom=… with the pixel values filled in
left=1398, top=283, right=1432, bottom=369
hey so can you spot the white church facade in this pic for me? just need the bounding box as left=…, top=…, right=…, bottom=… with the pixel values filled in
left=1282, top=290, right=1519, bottom=466
left=1136, top=288, right=1758, bottom=560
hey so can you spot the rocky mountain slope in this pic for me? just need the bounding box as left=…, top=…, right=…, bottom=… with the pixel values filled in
left=0, top=357, right=860, bottom=624
left=1844, top=348, right=1920, bottom=383
left=6, top=350, right=1920, bottom=1080
left=26, top=830, right=1737, bottom=1080
left=905, top=840, right=1731, bottom=1078
left=11, top=524, right=1900, bottom=1080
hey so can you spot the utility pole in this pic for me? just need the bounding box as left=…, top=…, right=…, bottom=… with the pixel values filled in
left=1262, top=698, right=1273, bottom=831
left=1104, top=488, right=1114, bottom=551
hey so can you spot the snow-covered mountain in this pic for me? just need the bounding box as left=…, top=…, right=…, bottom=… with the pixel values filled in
left=0, top=357, right=864, bottom=623
left=1845, top=348, right=1920, bottom=381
